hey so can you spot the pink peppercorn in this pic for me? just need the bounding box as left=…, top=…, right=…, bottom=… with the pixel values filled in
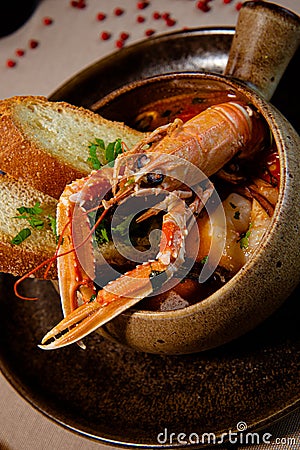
left=196, top=1, right=211, bottom=12
left=137, top=1, right=149, bottom=9
left=29, top=39, right=39, bottom=49
left=114, top=7, right=124, bottom=16
left=223, top=0, right=232, bottom=3
left=70, top=0, right=86, bottom=8
left=145, top=29, right=155, bottom=37
left=97, top=12, right=106, bottom=21
left=137, top=15, right=145, bottom=23
left=43, top=17, right=53, bottom=25
left=235, top=2, right=243, bottom=10
left=100, top=31, right=111, bottom=40
left=115, top=40, right=124, bottom=49
left=77, top=0, right=86, bottom=8
left=165, top=17, right=176, bottom=27
left=152, top=11, right=160, bottom=20
left=120, top=32, right=129, bottom=41
left=6, top=59, right=16, bottom=68
left=15, top=49, right=25, bottom=57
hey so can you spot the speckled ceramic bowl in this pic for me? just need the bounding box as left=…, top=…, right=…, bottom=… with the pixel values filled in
left=92, top=1, right=300, bottom=354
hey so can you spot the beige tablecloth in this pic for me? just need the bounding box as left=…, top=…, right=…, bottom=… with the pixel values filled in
left=0, top=1, right=299, bottom=448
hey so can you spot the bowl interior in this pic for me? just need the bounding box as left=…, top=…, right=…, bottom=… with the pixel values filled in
left=92, top=75, right=247, bottom=128
left=92, top=73, right=286, bottom=312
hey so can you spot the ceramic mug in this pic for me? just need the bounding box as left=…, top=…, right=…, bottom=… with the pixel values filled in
left=90, top=1, right=300, bottom=354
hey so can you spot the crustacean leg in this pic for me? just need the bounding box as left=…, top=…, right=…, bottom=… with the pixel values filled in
left=39, top=194, right=189, bottom=349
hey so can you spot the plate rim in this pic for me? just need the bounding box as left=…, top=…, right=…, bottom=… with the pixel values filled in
left=49, top=25, right=235, bottom=101
left=1, top=26, right=300, bottom=448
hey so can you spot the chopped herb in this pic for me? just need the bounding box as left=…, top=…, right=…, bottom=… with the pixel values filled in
left=105, top=142, right=115, bottom=163
left=95, top=222, right=109, bottom=245
left=234, top=211, right=240, bottom=220
left=11, top=228, right=31, bottom=245
left=200, top=255, right=208, bottom=265
left=11, top=202, right=57, bottom=245
left=47, top=215, right=61, bottom=243
left=125, top=177, right=135, bottom=187
left=99, top=227, right=109, bottom=244
left=87, top=138, right=123, bottom=169
left=229, top=202, right=237, bottom=209
left=17, top=202, right=43, bottom=216
left=239, top=224, right=252, bottom=249
left=13, top=201, right=44, bottom=230
left=105, top=138, right=123, bottom=163
left=29, top=217, right=45, bottom=229
left=89, top=294, right=97, bottom=303
left=87, top=139, right=105, bottom=169
left=47, top=215, right=56, bottom=235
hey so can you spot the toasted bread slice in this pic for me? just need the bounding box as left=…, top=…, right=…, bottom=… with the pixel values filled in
left=0, top=173, right=58, bottom=278
left=0, top=96, right=147, bottom=278
left=0, top=96, right=145, bottom=199
left=0, top=172, right=132, bottom=279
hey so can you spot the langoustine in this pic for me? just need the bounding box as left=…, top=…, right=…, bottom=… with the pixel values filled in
left=16, top=101, right=275, bottom=349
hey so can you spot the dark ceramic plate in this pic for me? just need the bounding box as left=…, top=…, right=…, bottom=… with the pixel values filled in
left=1, top=28, right=299, bottom=448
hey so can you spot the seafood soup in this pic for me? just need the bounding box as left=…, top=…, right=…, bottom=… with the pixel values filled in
left=100, top=89, right=279, bottom=312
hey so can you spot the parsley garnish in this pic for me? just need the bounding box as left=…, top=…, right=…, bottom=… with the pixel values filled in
left=47, top=215, right=57, bottom=235
left=97, top=226, right=109, bottom=244
left=14, top=202, right=44, bottom=229
left=234, top=211, right=240, bottom=220
left=200, top=255, right=208, bottom=265
left=17, top=202, right=43, bottom=216
left=239, top=224, right=252, bottom=249
left=87, top=138, right=123, bottom=169
left=11, top=228, right=31, bottom=245
left=125, top=177, right=135, bottom=187
left=11, top=202, right=57, bottom=245
left=95, top=221, right=110, bottom=245
left=105, top=138, right=123, bottom=163
left=87, top=138, right=105, bottom=169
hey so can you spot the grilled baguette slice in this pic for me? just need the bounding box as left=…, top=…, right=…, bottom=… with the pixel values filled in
left=0, top=96, right=145, bottom=199
left=0, top=172, right=130, bottom=278
left=0, top=173, right=58, bottom=278
left=0, top=96, right=147, bottom=278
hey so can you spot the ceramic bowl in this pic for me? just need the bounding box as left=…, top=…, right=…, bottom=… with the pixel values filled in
left=93, top=73, right=300, bottom=354
left=90, top=1, right=300, bottom=354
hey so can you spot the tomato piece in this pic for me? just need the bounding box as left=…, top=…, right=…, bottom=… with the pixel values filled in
left=261, top=150, right=280, bottom=185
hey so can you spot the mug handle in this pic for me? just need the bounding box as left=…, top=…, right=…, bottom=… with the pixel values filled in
left=224, top=1, right=300, bottom=101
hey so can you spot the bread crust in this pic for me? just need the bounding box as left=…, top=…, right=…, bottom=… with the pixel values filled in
left=0, top=241, right=57, bottom=279
left=0, top=97, right=90, bottom=199
left=0, top=96, right=145, bottom=279
left=0, top=96, right=144, bottom=199
left=0, top=171, right=58, bottom=279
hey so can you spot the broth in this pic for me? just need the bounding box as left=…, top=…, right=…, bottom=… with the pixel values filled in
left=126, top=91, right=279, bottom=312
left=132, top=90, right=245, bottom=131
